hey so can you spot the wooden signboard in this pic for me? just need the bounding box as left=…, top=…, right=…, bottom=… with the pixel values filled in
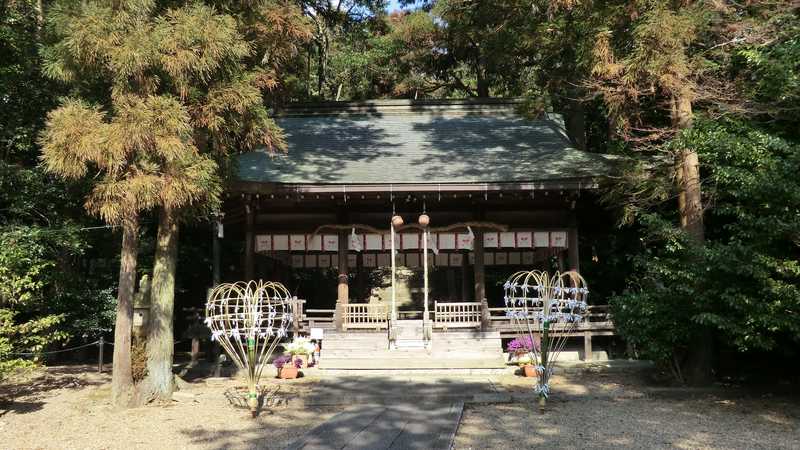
left=456, top=233, right=474, bottom=250
left=449, top=253, right=463, bottom=266
left=363, top=253, right=377, bottom=267
left=291, top=254, right=304, bottom=268
left=522, top=251, right=535, bottom=265
left=516, top=231, right=532, bottom=248
left=402, top=233, right=419, bottom=250
left=322, top=235, right=339, bottom=252
left=550, top=231, right=568, bottom=248
left=318, top=254, right=331, bottom=267
left=377, top=253, right=391, bottom=267
left=304, top=254, right=317, bottom=268
left=533, top=232, right=549, bottom=248
left=438, top=233, right=456, bottom=250
left=436, top=253, right=449, bottom=267
left=495, top=252, right=508, bottom=265
left=365, top=234, right=383, bottom=250
left=483, top=232, right=499, bottom=248
left=290, top=234, right=306, bottom=251
left=255, top=235, right=271, bottom=252
left=307, top=234, right=322, bottom=251
left=272, top=235, right=289, bottom=251
left=499, top=232, right=516, bottom=248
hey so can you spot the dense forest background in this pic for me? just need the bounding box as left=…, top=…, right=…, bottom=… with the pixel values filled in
left=2, top=0, right=798, bottom=387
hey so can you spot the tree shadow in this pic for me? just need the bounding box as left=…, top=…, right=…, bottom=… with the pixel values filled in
left=0, top=364, right=106, bottom=416
left=238, top=109, right=618, bottom=187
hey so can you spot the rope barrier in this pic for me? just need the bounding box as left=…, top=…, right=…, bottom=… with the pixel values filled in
left=7, top=341, right=100, bottom=356
left=6, top=337, right=188, bottom=357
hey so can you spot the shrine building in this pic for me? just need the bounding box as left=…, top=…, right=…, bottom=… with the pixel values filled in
left=218, top=98, right=618, bottom=368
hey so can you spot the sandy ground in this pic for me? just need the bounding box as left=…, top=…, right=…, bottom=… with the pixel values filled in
left=456, top=373, right=800, bottom=450
left=1, top=366, right=337, bottom=450
left=2, top=365, right=799, bottom=450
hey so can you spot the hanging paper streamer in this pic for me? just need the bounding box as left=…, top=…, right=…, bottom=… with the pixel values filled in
left=349, top=227, right=363, bottom=252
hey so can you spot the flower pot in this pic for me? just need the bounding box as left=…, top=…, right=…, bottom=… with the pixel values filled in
left=522, top=364, right=537, bottom=378
left=279, top=366, right=298, bottom=379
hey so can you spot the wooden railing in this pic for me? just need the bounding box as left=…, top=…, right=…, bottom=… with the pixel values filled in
left=305, top=308, right=335, bottom=330
left=287, top=298, right=306, bottom=333
left=486, top=305, right=614, bottom=335
left=343, top=303, right=389, bottom=330
left=434, top=302, right=482, bottom=329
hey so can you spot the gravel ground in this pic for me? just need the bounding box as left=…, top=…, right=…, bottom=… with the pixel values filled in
left=3, top=365, right=799, bottom=450
left=1, top=366, right=337, bottom=450
left=455, top=379, right=800, bottom=450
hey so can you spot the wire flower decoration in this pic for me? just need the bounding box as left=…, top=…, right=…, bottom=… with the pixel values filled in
left=205, top=280, right=294, bottom=417
left=503, top=270, right=589, bottom=411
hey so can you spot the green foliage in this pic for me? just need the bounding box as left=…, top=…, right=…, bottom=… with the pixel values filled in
left=610, top=119, right=800, bottom=379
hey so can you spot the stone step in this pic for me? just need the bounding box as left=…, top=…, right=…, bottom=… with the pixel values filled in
left=319, top=357, right=507, bottom=369
left=321, top=350, right=503, bottom=359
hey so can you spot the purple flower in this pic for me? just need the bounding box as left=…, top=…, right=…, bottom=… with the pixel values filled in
left=506, top=336, right=541, bottom=353
left=293, top=358, right=303, bottom=368
left=273, top=355, right=290, bottom=368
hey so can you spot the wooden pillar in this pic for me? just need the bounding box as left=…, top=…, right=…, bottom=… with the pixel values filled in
left=335, top=230, right=349, bottom=330
left=568, top=216, right=580, bottom=272
left=460, top=251, right=470, bottom=301
left=244, top=202, right=254, bottom=281
left=473, top=230, right=489, bottom=330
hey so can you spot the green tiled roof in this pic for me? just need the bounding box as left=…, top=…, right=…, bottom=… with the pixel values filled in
left=236, top=99, right=617, bottom=186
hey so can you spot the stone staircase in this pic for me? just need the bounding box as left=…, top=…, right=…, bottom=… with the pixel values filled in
left=319, top=324, right=506, bottom=370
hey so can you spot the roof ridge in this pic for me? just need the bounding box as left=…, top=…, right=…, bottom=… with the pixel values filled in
left=276, top=98, right=524, bottom=117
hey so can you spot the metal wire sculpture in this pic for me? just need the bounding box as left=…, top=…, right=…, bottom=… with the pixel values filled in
left=503, top=270, right=589, bottom=411
left=205, top=280, right=294, bottom=417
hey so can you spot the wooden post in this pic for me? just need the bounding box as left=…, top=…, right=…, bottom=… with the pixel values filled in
left=212, top=216, right=222, bottom=286
left=584, top=333, right=593, bottom=361
left=336, top=230, right=349, bottom=330
left=191, top=338, right=200, bottom=364
left=244, top=202, right=254, bottom=281
left=473, top=230, right=489, bottom=330
left=568, top=215, right=579, bottom=272
left=98, top=336, right=104, bottom=373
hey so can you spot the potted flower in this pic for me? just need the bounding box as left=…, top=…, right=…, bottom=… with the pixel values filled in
left=506, top=336, right=540, bottom=362
left=285, top=337, right=316, bottom=367
left=517, top=355, right=536, bottom=378
left=274, top=355, right=302, bottom=379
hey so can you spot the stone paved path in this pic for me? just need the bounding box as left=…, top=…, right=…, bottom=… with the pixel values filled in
left=286, top=401, right=464, bottom=450
left=287, top=375, right=493, bottom=449
left=303, top=375, right=503, bottom=406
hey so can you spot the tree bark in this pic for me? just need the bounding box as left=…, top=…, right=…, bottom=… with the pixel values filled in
left=672, top=88, right=713, bottom=385
left=111, top=217, right=138, bottom=408
left=144, top=206, right=180, bottom=401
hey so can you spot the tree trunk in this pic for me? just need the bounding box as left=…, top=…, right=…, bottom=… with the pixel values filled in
left=144, top=206, right=180, bottom=401
left=111, top=217, right=138, bottom=408
left=672, top=88, right=713, bottom=385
